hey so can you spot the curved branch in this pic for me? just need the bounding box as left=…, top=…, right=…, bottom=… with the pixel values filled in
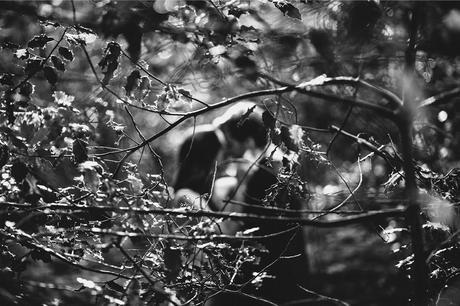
left=329, top=125, right=401, bottom=169
left=32, top=208, right=404, bottom=242
left=258, top=72, right=403, bottom=108
left=95, top=84, right=396, bottom=164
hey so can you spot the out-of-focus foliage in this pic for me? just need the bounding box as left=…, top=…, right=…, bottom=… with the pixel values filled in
left=1, top=1, right=460, bottom=305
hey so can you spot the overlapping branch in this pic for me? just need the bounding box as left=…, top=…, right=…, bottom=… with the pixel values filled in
left=1, top=201, right=406, bottom=229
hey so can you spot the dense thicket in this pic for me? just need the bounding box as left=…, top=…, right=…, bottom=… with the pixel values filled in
left=1, top=1, right=460, bottom=305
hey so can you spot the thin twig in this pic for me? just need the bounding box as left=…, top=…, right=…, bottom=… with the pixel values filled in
left=116, top=243, right=178, bottom=306
left=226, top=199, right=373, bottom=215
left=220, top=145, right=270, bottom=211
left=123, top=106, right=167, bottom=185
left=329, top=125, right=400, bottom=170
left=326, top=104, right=354, bottom=157
left=312, top=159, right=363, bottom=220
left=297, top=285, right=351, bottom=306
left=1, top=201, right=406, bottom=226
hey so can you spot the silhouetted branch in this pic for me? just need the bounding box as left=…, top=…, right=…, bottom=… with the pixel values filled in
left=0, top=229, right=131, bottom=280
left=94, top=83, right=396, bottom=175
left=0, top=201, right=405, bottom=226
left=329, top=125, right=401, bottom=170
left=258, top=72, right=403, bottom=108
left=402, top=4, right=429, bottom=305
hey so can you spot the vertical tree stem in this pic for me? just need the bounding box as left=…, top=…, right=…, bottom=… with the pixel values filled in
left=401, top=3, right=429, bottom=305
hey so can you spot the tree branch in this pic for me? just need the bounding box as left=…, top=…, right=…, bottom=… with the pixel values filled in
left=1, top=201, right=407, bottom=225
left=258, top=72, right=403, bottom=108
left=0, top=229, right=131, bottom=280
left=1, top=201, right=405, bottom=227
left=94, top=83, right=397, bottom=177
left=419, top=86, right=460, bottom=108
left=329, top=125, right=401, bottom=169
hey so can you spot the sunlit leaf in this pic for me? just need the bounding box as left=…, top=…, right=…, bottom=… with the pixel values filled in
left=53, top=91, right=75, bottom=107
left=14, top=49, right=29, bottom=60
left=66, top=32, right=96, bottom=45
left=76, top=277, right=102, bottom=291
left=209, top=45, right=227, bottom=56
left=297, top=74, right=328, bottom=89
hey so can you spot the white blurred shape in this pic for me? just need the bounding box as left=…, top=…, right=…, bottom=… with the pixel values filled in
left=438, top=110, right=448, bottom=123
left=444, top=9, right=460, bottom=32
